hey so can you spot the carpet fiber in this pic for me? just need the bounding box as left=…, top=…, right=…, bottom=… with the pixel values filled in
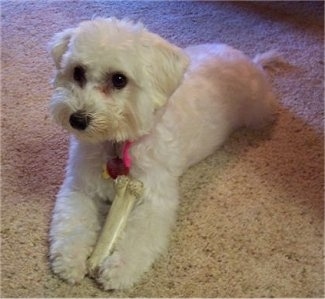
left=1, top=1, right=324, bottom=297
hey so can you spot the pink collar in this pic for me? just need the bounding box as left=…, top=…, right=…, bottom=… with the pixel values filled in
left=105, top=141, right=133, bottom=179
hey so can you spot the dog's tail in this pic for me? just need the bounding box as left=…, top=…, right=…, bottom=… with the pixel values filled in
left=253, top=50, right=288, bottom=72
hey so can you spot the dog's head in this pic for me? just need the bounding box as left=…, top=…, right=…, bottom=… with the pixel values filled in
left=49, top=18, right=189, bottom=143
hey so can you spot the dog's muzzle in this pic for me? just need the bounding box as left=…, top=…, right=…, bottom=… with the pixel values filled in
left=69, top=110, right=91, bottom=130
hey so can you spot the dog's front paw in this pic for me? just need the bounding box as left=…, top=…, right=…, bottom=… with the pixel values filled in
left=51, top=252, right=87, bottom=284
left=93, top=252, right=140, bottom=290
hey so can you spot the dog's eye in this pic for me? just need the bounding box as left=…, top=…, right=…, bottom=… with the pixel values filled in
left=73, top=66, right=86, bottom=87
left=111, top=73, right=128, bottom=89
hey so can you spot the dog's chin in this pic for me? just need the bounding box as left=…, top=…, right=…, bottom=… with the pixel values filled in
left=71, top=132, right=114, bottom=144
left=70, top=130, right=126, bottom=144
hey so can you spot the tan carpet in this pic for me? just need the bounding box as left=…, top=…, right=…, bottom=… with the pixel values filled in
left=1, top=1, right=324, bottom=297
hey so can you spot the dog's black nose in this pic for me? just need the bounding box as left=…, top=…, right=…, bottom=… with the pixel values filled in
left=69, top=111, right=91, bottom=130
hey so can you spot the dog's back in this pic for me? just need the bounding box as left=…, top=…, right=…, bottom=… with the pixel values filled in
left=158, top=44, right=279, bottom=170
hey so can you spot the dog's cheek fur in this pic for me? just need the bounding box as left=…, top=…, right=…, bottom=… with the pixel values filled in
left=114, top=87, right=157, bottom=141
left=50, top=87, right=75, bottom=129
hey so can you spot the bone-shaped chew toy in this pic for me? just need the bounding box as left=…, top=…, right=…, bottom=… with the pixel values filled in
left=87, top=175, right=144, bottom=276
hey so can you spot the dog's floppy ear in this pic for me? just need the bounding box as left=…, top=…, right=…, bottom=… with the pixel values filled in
left=48, top=28, right=75, bottom=69
left=142, top=35, right=190, bottom=108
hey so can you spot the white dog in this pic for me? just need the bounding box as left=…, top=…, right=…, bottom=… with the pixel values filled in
left=49, top=17, right=278, bottom=290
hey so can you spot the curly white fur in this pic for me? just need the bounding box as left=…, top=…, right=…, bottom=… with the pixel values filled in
left=48, top=17, right=277, bottom=290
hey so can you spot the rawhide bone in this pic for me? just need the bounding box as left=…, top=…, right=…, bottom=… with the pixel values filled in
left=87, top=175, right=144, bottom=275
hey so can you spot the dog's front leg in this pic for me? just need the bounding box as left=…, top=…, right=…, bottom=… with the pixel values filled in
left=94, top=176, right=179, bottom=290
left=49, top=187, right=105, bottom=284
